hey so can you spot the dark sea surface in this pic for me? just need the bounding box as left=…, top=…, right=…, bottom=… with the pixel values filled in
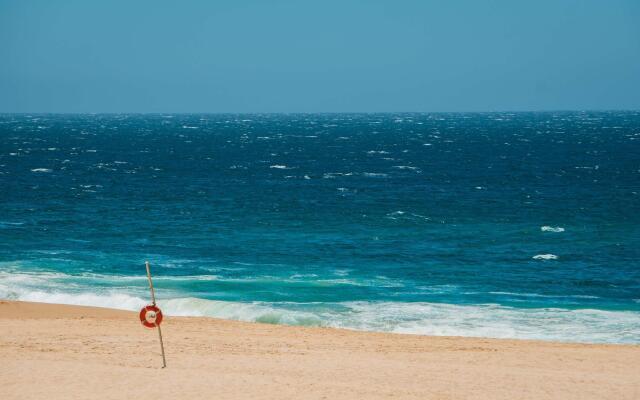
left=1, top=112, right=639, bottom=343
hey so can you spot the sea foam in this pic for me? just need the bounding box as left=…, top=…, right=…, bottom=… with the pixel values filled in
left=1, top=270, right=639, bottom=344
left=541, top=226, right=565, bottom=233
left=3, top=286, right=639, bottom=343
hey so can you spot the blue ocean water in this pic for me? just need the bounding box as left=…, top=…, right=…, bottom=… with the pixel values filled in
left=1, top=112, right=639, bottom=343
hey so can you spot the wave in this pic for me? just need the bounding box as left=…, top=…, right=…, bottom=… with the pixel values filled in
left=1, top=279, right=639, bottom=343
left=322, top=172, right=354, bottom=179
left=0, top=272, right=147, bottom=311
left=0, top=267, right=403, bottom=286
left=533, top=254, right=558, bottom=260
left=0, top=221, right=25, bottom=229
left=1, top=269, right=638, bottom=344
left=541, top=226, right=565, bottom=233
left=340, top=302, right=640, bottom=344
left=392, top=165, right=420, bottom=172
left=385, top=210, right=431, bottom=222
left=489, top=291, right=599, bottom=299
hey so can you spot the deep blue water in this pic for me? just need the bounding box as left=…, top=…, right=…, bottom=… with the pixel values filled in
left=1, top=112, right=639, bottom=343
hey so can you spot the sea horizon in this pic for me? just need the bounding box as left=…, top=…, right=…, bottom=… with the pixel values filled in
left=2, top=109, right=640, bottom=115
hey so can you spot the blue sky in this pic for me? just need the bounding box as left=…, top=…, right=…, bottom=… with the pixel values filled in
left=1, top=0, right=639, bottom=112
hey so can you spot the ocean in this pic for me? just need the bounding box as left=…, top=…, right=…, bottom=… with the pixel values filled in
left=1, top=112, right=639, bottom=343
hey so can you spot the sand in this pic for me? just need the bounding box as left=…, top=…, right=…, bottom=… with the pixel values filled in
left=0, top=301, right=638, bottom=399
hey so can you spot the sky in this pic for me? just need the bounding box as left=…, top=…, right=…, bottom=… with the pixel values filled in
left=1, top=0, right=639, bottom=113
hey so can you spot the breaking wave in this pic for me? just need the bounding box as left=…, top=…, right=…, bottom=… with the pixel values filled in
left=1, top=270, right=638, bottom=344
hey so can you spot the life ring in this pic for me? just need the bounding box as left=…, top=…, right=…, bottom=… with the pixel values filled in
left=139, top=304, right=163, bottom=328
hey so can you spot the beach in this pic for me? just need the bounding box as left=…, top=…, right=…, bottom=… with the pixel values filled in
left=3, top=1, right=639, bottom=398
left=1, top=301, right=638, bottom=399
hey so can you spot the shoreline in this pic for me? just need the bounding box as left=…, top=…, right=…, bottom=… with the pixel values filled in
left=2, top=299, right=638, bottom=346
left=1, top=300, right=639, bottom=399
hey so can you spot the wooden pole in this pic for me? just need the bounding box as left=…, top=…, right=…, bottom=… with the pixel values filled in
left=145, top=261, right=166, bottom=368
left=156, top=323, right=167, bottom=368
left=145, top=261, right=156, bottom=305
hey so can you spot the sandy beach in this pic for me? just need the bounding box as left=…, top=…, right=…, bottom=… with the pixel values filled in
left=0, top=301, right=637, bottom=399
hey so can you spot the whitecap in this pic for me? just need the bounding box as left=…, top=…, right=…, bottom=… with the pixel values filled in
left=541, top=226, right=565, bottom=233
left=30, top=168, right=52, bottom=173
left=269, top=165, right=289, bottom=169
left=386, top=210, right=430, bottom=222
left=323, top=172, right=352, bottom=178
left=533, top=254, right=559, bottom=260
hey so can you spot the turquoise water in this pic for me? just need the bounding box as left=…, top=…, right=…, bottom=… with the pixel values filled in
left=1, top=112, right=639, bottom=343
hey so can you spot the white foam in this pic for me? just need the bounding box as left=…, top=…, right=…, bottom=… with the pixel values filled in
left=541, top=226, right=565, bottom=233
left=0, top=221, right=24, bottom=227
left=269, top=165, right=289, bottom=169
left=1, top=271, right=638, bottom=344
left=392, top=165, right=420, bottom=171
left=338, top=302, right=640, bottom=344
left=30, top=168, right=52, bottom=173
left=489, top=291, right=599, bottom=300
left=533, top=254, right=559, bottom=260
left=19, top=290, right=145, bottom=311
left=161, top=298, right=323, bottom=326
left=323, top=172, right=354, bottom=179
left=126, top=297, right=640, bottom=343
left=385, top=211, right=430, bottom=222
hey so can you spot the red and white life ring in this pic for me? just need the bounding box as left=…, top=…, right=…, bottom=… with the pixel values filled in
left=139, top=304, right=163, bottom=328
